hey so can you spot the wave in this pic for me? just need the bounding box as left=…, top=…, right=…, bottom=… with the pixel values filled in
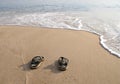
left=0, top=10, right=120, bottom=57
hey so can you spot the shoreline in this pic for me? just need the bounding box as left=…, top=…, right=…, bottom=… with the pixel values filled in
left=0, top=26, right=120, bottom=84
left=0, top=25, right=119, bottom=58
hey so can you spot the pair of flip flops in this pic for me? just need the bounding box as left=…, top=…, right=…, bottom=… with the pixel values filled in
left=30, top=56, right=69, bottom=71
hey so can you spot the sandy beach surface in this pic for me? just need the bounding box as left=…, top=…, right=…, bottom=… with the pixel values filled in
left=0, top=26, right=120, bottom=84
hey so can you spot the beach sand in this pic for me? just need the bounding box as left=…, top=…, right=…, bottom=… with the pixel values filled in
left=0, top=26, right=120, bottom=84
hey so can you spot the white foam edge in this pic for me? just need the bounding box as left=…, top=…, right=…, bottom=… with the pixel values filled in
left=80, top=29, right=120, bottom=58
left=100, top=35, right=120, bottom=58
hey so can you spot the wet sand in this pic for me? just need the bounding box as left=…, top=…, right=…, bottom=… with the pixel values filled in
left=0, top=26, right=120, bottom=84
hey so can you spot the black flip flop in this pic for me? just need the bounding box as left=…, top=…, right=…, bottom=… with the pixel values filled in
left=57, top=57, right=69, bottom=71
left=30, top=56, right=44, bottom=69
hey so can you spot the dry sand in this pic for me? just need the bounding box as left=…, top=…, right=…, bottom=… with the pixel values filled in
left=0, top=26, right=120, bottom=84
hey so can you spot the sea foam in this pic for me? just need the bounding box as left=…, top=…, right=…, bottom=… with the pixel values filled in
left=0, top=9, right=120, bottom=57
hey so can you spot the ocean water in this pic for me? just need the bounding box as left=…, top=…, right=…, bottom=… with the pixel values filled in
left=0, top=4, right=120, bottom=57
